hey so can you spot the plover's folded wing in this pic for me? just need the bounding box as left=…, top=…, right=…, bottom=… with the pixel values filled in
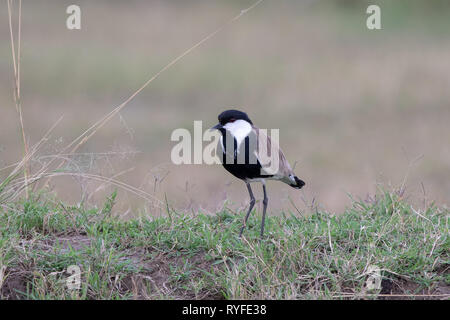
left=252, top=126, right=299, bottom=185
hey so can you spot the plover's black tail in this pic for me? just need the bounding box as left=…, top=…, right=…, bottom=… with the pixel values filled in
left=290, top=176, right=305, bottom=189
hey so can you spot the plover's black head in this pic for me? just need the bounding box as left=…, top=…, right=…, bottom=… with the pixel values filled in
left=211, top=109, right=254, bottom=147
left=211, top=109, right=253, bottom=132
left=218, top=109, right=253, bottom=126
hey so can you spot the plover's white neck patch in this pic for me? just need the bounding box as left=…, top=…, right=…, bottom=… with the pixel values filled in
left=223, top=119, right=252, bottom=148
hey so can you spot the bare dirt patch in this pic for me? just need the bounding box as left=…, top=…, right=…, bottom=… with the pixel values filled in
left=38, top=233, right=92, bottom=253
left=379, top=276, right=450, bottom=300
left=118, top=249, right=224, bottom=300
left=1, top=269, right=29, bottom=300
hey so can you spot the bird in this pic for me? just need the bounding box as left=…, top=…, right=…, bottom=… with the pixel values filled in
left=211, top=109, right=305, bottom=237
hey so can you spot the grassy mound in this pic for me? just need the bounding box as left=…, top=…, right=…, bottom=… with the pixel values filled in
left=0, top=191, right=448, bottom=299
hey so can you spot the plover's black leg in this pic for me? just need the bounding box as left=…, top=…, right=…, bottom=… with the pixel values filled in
left=260, top=183, right=268, bottom=237
left=239, top=182, right=255, bottom=237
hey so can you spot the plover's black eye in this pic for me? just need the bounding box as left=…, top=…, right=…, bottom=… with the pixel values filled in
left=229, top=118, right=236, bottom=123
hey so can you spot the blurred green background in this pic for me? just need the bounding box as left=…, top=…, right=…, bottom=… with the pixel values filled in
left=1, top=0, right=449, bottom=215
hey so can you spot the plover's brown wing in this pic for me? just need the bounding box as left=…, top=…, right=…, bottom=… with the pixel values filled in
left=252, top=126, right=295, bottom=182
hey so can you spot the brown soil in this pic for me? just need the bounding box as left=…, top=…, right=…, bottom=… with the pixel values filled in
left=1, top=270, right=29, bottom=300
left=378, top=276, right=450, bottom=300
left=117, top=249, right=225, bottom=300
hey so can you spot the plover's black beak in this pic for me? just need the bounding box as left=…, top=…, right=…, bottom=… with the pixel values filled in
left=210, top=123, right=222, bottom=131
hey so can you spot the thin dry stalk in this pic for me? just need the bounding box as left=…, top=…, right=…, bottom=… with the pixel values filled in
left=0, top=151, right=141, bottom=173
left=7, top=0, right=29, bottom=198
left=89, top=167, right=136, bottom=201
left=9, top=171, right=164, bottom=209
left=0, top=117, right=63, bottom=203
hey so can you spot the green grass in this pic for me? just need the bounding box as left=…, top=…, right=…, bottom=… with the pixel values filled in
left=0, top=190, right=448, bottom=300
